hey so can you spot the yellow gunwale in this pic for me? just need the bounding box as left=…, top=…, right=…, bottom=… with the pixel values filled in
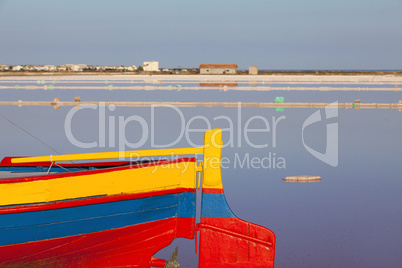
left=11, top=147, right=204, bottom=164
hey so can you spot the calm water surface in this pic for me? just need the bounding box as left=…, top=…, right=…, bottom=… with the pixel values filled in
left=0, top=81, right=401, bottom=267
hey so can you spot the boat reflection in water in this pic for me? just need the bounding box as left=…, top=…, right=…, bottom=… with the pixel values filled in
left=0, top=129, right=276, bottom=267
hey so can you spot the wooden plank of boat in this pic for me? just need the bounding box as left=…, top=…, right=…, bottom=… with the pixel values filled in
left=283, top=175, right=322, bottom=182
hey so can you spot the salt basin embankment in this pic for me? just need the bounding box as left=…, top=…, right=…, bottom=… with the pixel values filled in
left=282, top=176, right=322, bottom=183
left=0, top=74, right=401, bottom=93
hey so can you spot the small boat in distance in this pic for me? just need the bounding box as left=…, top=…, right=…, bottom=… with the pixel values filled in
left=0, top=129, right=276, bottom=267
left=283, top=175, right=322, bottom=183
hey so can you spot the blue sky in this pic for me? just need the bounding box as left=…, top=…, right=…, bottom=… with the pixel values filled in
left=0, top=0, right=401, bottom=69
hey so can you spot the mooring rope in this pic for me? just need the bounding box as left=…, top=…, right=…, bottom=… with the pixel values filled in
left=0, top=113, right=84, bottom=171
left=0, top=113, right=61, bottom=154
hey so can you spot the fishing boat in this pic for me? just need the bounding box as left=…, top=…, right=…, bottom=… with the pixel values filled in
left=0, top=129, right=275, bottom=267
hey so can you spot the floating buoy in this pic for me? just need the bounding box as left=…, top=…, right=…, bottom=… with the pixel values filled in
left=282, top=175, right=321, bottom=183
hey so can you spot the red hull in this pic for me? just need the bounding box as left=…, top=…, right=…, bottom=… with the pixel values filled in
left=198, top=217, right=275, bottom=268
left=0, top=218, right=194, bottom=268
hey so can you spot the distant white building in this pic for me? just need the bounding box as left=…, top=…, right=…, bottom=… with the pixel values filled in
left=72, top=65, right=83, bottom=71
left=67, top=64, right=88, bottom=71
left=57, top=65, right=68, bottom=71
left=43, top=65, right=57, bottom=71
left=125, top=65, right=137, bottom=71
left=141, top=61, right=159, bottom=72
left=104, top=66, right=117, bottom=71
left=12, top=65, right=24, bottom=71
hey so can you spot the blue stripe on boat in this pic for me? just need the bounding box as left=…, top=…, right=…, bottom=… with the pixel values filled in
left=0, top=192, right=195, bottom=246
left=201, top=193, right=235, bottom=218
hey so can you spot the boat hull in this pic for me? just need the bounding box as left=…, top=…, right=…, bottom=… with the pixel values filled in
left=0, top=218, right=192, bottom=268
left=0, top=129, right=276, bottom=267
left=0, top=159, right=197, bottom=267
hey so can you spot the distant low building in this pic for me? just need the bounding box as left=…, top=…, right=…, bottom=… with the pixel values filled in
left=125, top=65, right=137, bottom=71
left=12, top=65, right=24, bottom=71
left=24, top=65, right=35, bottom=71
left=34, top=66, right=44, bottom=71
left=66, top=64, right=88, bottom=71
left=71, top=65, right=81, bottom=72
left=199, top=64, right=237, bottom=75
left=0, top=64, right=7, bottom=71
left=57, top=65, right=67, bottom=71
left=104, top=66, right=117, bottom=71
left=141, top=61, right=159, bottom=72
left=249, top=66, right=258, bottom=75
left=44, top=65, right=57, bottom=71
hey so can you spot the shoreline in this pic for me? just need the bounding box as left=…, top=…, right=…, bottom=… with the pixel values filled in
left=0, top=73, right=401, bottom=83
left=0, top=70, right=401, bottom=76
